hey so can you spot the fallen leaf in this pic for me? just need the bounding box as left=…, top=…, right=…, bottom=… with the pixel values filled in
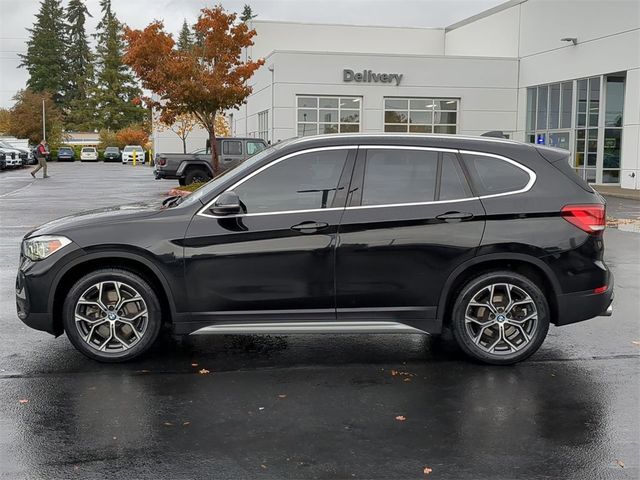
left=404, top=378, right=411, bottom=382
left=278, top=394, right=287, bottom=399
left=164, top=422, right=173, bottom=426
left=198, top=369, right=210, bottom=374
left=260, top=464, right=267, bottom=469
left=18, top=399, right=28, bottom=404
left=423, top=466, right=433, bottom=475
left=616, top=459, right=624, bottom=468
left=113, top=436, right=117, bottom=440
left=632, top=341, right=640, bottom=346
left=391, top=369, right=398, bottom=376
left=191, top=363, right=199, bottom=367
left=138, top=369, right=151, bottom=373
left=395, top=415, right=406, bottom=421
left=259, top=407, right=265, bottom=411
left=183, top=421, right=191, bottom=426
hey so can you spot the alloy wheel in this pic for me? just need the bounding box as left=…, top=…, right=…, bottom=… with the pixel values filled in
left=74, top=281, right=149, bottom=353
left=464, top=283, right=538, bottom=355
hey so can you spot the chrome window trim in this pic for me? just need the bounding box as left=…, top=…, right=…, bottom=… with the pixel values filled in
left=459, top=150, right=537, bottom=199
left=197, top=145, right=536, bottom=219
left=197, top=146, right=358, bottom=218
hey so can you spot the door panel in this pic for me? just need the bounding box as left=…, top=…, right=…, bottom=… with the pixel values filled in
left=336, top=148, right=485, bottom=324
left=183, top=148, right=356, bottom=322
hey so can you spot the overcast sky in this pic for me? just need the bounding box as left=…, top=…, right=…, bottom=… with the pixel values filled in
left=0, top=0, right=503, bottom=108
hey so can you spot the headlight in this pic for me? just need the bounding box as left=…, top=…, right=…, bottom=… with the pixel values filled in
left=22, top=235, right=72, bottom=261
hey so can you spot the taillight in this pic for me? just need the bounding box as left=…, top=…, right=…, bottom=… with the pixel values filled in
left=561, top=204, right=606, bottom=234
left=157, top=157, right=166, bottom=166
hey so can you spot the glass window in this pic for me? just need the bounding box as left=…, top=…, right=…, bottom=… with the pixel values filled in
left=439, top=153, right=471, bottom=201
left=462, top=153, right=529, bottom=195
left=549, top=83, right=560, bottom=130
left=223, top=141, right=242, bottom=155
left=384, top=98, right=458, bottom=134
left=603, top=129, right=621, bottom=169
left=605, top=76, right=624, bottom=127
left=561, top=82, right=572, bottom=128
left=246, top=141, right=265, bottom=156
left=588, top=77, right=600, bottom=127
left=536, top=85, right=548, bottom=130
left=296, top=96, right=361, bottom=136
left=258, top=110, right=269, bottom=142
left=526, top=87, right=537, bottom=132
left=234, top=149, right=348, bottom=214
left=362, top=149, right=438, bottom=205
left=576, top=79, right=587, bottom=128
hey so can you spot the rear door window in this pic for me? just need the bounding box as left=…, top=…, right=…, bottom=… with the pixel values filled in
left=361, top=149, right=438, bottom=205
left=223, top=141, right=243, bottom=156
left=461, top=153, right=530, bottom=195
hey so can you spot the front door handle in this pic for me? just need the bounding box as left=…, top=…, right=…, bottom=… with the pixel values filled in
left=291, top=221, right=329, bottom=233
left=436, top=211, right=474, bottom=222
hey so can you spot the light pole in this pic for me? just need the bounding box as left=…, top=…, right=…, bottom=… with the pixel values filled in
left=41, top=99, right=46, bottom=142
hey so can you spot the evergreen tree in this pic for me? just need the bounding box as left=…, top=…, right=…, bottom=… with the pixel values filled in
left=177, top=19, right=193, bottom=51
left=240, top=5, right=257, bottom=22
left=93, top=0, right=145, bottom=130
left=19, top=0, right=67, bottom=104
left=65, top=0, right=95, bottom=130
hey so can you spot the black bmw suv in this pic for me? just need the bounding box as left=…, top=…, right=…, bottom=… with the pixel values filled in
left=16, top=134, right=613, bottom=364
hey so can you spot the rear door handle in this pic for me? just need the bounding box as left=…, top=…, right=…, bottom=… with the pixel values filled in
left=291, top=221, right=329, bottom=233
left=436, top=211, right=474, bottom=222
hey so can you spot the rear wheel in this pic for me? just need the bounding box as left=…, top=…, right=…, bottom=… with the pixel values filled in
left=63, top=269, right=162, bottom=362
left=184, top=167, right=210, bottom=185
left=451, top=271, right=549, bottom=365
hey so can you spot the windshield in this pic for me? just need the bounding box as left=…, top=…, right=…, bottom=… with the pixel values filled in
left=124, top=146, right=142, bottom=152
left=105, top=147, right=118, bottom=152
left=179, top=140, right=294, bottom=208
left=82, top=148, right=95, bottom=152
left=60, top=148, right=72, bottom=153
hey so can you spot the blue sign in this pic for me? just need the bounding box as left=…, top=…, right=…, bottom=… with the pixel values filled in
left=536, top=134, right=546, bottom=145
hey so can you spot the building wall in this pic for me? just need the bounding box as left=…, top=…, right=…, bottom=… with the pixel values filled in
left=247, top=21, right=445, bottom=59
left=444, top=1, right=522, bottom=57
left=232, top=51, right=519, bottom=141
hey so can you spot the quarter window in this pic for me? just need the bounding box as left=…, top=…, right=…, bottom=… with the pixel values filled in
left=462, top=153, right=530, bottom=195
left=362, top=149, right=438, bottom=205
left=233, top=149, right=349, bottom=214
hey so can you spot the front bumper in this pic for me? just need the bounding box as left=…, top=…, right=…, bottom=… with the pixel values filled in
left=555, top=272, right=614, bottom=326
left=16, top=243, right=85, bottom=336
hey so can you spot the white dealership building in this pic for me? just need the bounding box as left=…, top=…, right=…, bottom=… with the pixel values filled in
left=152, top=0, right=640, bottom=189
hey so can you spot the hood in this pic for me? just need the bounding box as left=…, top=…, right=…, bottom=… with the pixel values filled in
left=25, top=203, right=163, bottom=239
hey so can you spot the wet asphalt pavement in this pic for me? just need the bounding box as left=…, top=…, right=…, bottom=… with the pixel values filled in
left=0, top=163, right=638, bottom=479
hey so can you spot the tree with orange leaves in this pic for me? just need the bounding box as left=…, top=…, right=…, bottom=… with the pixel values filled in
left=123, top=6, right=264, bottom=172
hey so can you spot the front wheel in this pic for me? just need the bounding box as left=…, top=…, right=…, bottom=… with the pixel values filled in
left=451, top=271, right=549, bottom=365
left=63, top=269, right=162, bottom=362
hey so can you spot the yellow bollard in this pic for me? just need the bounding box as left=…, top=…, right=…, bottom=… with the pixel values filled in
left=132, top=149, right=137, bottom=166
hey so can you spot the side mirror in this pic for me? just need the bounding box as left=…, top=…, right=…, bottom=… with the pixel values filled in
left=211, top=191, right=242, bottom=216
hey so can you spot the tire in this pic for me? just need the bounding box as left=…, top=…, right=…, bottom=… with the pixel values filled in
left=63, top=268, right=163, bottom=363
left=451, top=270, right=549, bottom=365
left=184, top=167, right=210, bottom=185
left=178, top=177, right=186, bottom=186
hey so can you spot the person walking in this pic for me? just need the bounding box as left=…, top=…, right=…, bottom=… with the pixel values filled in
left=31, top=139, right=49, bottom=178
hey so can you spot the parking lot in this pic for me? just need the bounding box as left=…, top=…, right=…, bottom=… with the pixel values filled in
left=0, top=162, right=638, bottom=479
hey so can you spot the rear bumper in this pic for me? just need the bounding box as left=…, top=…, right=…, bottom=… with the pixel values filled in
left=555, top=273, right=614, bottom=326
left=154, top=169, right=179, bottom=180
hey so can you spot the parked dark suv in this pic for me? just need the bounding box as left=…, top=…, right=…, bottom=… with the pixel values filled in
left=16, top=134, right=613, bottom=364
